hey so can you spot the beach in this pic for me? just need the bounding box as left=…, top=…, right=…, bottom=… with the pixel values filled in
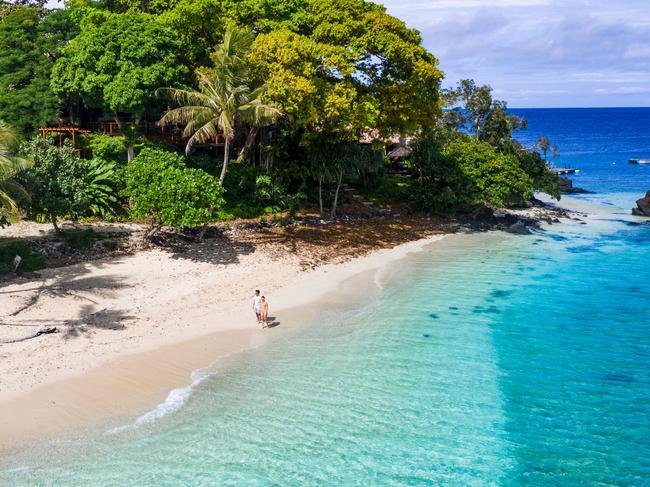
left=0, top=216, right=449, bottom=452
left=1, top=193, right=649, bottom=484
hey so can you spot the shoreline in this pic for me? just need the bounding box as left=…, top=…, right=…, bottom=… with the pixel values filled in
left=0, top=231, right=446, bottom=454
left=0, top=197, right=589, bottom=454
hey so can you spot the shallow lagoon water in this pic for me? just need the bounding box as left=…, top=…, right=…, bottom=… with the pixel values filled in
left=2, top=194, right=649, bottom=486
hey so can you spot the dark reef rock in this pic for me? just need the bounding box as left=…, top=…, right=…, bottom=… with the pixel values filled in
left=505, top=221, right=533, bottom=235
left=559, top=177, right=588, bottom=194
left=632, top=191, right=650, bottom=217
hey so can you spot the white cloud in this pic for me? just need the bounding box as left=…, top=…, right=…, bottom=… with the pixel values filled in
left=594, top=87, right=650, bottom=95
left=380, top=0, right=650, bottom=107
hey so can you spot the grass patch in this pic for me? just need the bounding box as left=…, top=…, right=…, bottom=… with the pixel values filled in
left=0, top=239, right=46, bottom=275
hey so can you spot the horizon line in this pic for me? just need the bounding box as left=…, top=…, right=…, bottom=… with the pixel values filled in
left=508, top=106, right=650, bottom=110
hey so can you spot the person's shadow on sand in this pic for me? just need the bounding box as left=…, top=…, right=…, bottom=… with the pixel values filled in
left=265, top=316, right=280, bottom=328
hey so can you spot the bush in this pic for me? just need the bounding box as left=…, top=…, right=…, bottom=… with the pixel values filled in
left=411, top=133, right=534, bottom=213
left=18, top=137, right=120, bottom=229
left=0, top=240, right=45, bottom=275
left=515, top=147, right=561, bottom=199
left=443, top=137, right=532, bottom=207
left=123, top=148, right=225, bottom=233
left=411, top=131, right=476, bottom=213
left=87, top=134, right=127, bottom=164
left=19, top=138, right=89, bottom=230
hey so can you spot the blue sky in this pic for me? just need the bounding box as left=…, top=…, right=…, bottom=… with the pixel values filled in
left=380, top=0, right=650, bottom=108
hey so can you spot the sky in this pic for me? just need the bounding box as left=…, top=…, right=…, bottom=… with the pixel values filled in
left=380, top=0, right=650, bottom=108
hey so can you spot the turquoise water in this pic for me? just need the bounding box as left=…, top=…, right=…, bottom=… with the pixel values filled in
left=2, top=195, right=649, bottom=485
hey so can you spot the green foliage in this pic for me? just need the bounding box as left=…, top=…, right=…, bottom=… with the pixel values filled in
left=515, top=146, right=561, bottom=199
left=0, top=8, right=78, bottom=135
left=0, top=239, right=45, bottom=275
left=411, top=130, right=475, bottom=213
left=123, top=147, right=225, bottom=230
left=18, top=137, right=119, bottom=228
left=19, top=137, right=87, bottom=228
left=159, top=26, right=280, bottom=184
left=360, top=175, right=413, bottom=206
left=443, top=79, right=526, bottom=151
left=412, top=133, right=534, bottom=213
left=0, top=121, right=31, bottom=212
left=83, top=158, right=119, bottom=217
left=443, top=137, right=532, bottom=208
left=250, top=0, right=442, bottom=139
left=88, top=133, right=127, bottom=163
left=51, top=11, right=185, bottom=119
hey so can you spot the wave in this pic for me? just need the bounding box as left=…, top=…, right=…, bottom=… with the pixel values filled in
left=106, top=347, right=253, bottom=435
left=3, top=466, right=32, bottom=474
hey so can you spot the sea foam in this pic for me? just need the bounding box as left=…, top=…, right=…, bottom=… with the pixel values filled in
left=106, top=348, right=250, bottom=435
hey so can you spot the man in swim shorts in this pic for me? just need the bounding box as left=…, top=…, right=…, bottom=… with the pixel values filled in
left=253, top=290, right=262, bottom=325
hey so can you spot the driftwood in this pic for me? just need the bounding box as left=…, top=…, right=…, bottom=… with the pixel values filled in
left=0, top=325, right=58, bottom=344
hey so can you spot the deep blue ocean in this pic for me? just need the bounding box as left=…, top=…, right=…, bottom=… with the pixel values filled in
left=1, top=109, right=649, bottom=486
left=512, top=107, right=650, bottom=194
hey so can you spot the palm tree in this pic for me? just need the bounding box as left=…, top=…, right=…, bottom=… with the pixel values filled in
left=159, top=27, right=280, bottom=185
left=0, top=121, right=29, bottom=212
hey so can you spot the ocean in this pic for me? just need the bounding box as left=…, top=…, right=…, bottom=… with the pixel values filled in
left=2, top=108, right=649, bottom=485
left=511, top=107, right=650, bottom=195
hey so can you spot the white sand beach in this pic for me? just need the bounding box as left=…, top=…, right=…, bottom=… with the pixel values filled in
left=0, top=222, right=446, bottom=452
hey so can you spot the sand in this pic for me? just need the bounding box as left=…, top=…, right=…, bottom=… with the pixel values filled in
left=0, top=225, right=446, bottom=452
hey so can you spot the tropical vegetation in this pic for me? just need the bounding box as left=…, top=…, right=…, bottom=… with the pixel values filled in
left=0, top=0, right=561, bottom=237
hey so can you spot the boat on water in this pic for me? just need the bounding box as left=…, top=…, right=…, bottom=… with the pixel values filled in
left=629, top=158, right=650, bottom=164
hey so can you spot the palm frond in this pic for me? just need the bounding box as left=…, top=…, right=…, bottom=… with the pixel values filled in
left=185, top=120, right=220, bottom=154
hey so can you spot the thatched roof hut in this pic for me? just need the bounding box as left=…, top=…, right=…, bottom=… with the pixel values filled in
left=387, top=145, right=412, bottom=160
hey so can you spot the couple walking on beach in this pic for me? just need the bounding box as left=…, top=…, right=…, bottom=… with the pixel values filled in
left=253, top=290, right=269, bottom=328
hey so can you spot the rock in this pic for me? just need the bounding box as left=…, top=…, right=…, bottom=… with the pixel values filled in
left=632, top=190, right=650, bottom=217
left=559, top=177, right=588, bottom=194
left=505, top=221, right=532, bottom=235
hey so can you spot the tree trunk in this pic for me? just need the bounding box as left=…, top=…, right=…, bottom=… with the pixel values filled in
left=113, top=114, right=135, bottom=163
left=50, top=213, right=60, bottom=233
left=219, top=137, right=231, bottom=186
left=318, top=177, right=323, bottom=216
left=330, top=168, right=343, bottom=218
left=237, top=126, right=259, bottom=163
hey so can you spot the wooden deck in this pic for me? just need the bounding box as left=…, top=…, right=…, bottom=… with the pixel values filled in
left=550, top=168, right=579, bottom=175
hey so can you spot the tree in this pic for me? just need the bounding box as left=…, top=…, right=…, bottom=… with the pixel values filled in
left=535, top=135, right=559, bottom=164
left=0, top=7, right=77, bottom=135
left=0, top=121, right=30, bottom=214
left=412, top=133, right=534, bottom=212
left=18, top=137, right=87, bottom=231
left=159, top=26, right=280, bottom=185
left=249, top=0, right=442, bottom=141
left=18, top=136, right=119, bottom=230
left=306, top=135, right=383, bottom=217
left=514, top=145, right=560, bottom=199
left=443, top=79, right=526, bottom=151
left=123, top=147, right=225, bottom=236
left=51, top=11, right=185, bottom=162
